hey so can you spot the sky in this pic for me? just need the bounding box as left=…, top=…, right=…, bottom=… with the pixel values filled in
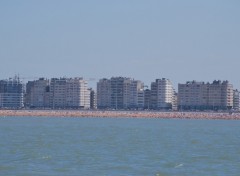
left=0, top=0, right=240, bottom=89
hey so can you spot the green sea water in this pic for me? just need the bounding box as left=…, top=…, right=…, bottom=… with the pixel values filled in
left=0, top=116, right=239, bottom=176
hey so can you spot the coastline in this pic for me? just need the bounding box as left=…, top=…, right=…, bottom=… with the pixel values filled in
left=0, top=110, right=239, bottom=120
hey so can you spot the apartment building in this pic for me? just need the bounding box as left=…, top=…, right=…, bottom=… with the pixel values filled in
left=233, top=89, right=240, bottom=110
left=0, top=77, right=24, bottom=108
left=89, top=88, right=97, bottom=109
left=97, top=77, right=144, bottom=109
left=172, top=92, right=178, bottom=111
left=50, top=77, right=90, bottom=109
left=97, top=78, right=111, bottom=109
left=50, top=78, right=67, bottom=108
left=178, top=81, right=205, bottom=110
left=123, top=79, right=144, bottom=109
left=110, top=77, right=125, bottom=109
left=25, top=78, right=49, bottom=108
left=178, top=80, right=233, bottom=110
left=144, top=89, right=151, bottom=109
left=150, top=78, right=174, bottom=110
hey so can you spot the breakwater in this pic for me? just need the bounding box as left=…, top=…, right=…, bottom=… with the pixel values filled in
left=0, top=110, right=239, bottom=120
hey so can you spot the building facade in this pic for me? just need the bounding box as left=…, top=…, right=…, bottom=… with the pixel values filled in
left=50, top=77, right=90, bottom=109
left=178, top=80, right=233, bottom=110
left=97, top=79, right=111, bottom=109
left=123, top=79, right=144, bottom=109
left=150, top=78, right=174, bottom=110
left=144, top=89, right=151, bottom=109
left=110, top=77, right=125, bottom=109
left=0, top=77, right=24, bottom=108
left=97, top=77, right=144, bottom=109
left=233, top=89, right=240, bottom=111
left=89, top=88, right=97, bottom=109
left=25, top=78, right=50, bottom=108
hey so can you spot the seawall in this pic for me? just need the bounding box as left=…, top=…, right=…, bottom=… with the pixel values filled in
left=0, top=110, right=239, bottom=120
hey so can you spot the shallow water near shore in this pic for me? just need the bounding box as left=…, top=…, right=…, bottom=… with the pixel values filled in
left=0, top=116, right=240, bottom=176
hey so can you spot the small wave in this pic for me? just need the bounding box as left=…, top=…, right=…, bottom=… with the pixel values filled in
left=174, top=163, right=184, bottom=168
left=41, top=155, right=52, bottom=160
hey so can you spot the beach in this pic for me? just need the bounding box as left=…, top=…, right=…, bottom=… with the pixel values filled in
left=0, top=110, right=239, bottom=120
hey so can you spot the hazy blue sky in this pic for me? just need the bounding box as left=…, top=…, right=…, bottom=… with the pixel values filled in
left=0, top=0, right=239, bottom=89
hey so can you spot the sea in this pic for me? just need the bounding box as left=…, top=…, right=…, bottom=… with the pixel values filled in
left=0, top=116, right=239, bottom=176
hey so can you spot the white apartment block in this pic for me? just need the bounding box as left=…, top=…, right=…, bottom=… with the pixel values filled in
left=66, top=78, right=90, bottom=108
left=178, top=80, right=233, bottom=110
left=50, top=77, right=90, bottom=109
left=151, top=78, right=174, bottom=109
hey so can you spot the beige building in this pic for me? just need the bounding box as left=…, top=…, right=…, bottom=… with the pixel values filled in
left=50, top=77, right=90, bottom=109
left=178, top=80, right=233, bottom=110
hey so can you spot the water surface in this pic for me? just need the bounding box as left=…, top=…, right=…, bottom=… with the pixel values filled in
left=0, top=117, right=239, bottom=175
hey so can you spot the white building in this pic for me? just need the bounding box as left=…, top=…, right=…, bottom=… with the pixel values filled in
left=50, top=77, right=90, bottom=109
left=178, top=80, right=233, bottom=110
left=151, top=78, right=174, bottom=110
left=66, top=78, right=90, bottom=108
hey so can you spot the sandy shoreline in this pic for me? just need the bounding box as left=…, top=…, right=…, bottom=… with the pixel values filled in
left=0, top=110, right=240, bottom=120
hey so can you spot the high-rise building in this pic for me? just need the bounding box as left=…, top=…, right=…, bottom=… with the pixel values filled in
left=50, top=77, right=90, bottom=109
left=178, top=81, right=205, bottom=110
left=137, top=88, right=145, bottom=109
left=97, top=77, right=144, bottom=109
left=178, top=80, right=233, bottom=110
left=97, top=79, right=111, bottom=109
left=89, top=88, right=97, bottom=109
left=233, top=89, right=240, bottom=111
left=150, top=78, right=174, bottom=110
left=25, top=78, right=49, bottom=108
left=50, top=78, right=67, bottom=108
left=110, top=77, right=125, bottom=109
left=0, top=77, right=24, bottom=108
left=172, top=92, right=178, bottom=111
left=144, top=89, right=151, bottom=109
left=123, top=79, right=144, bottom=109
